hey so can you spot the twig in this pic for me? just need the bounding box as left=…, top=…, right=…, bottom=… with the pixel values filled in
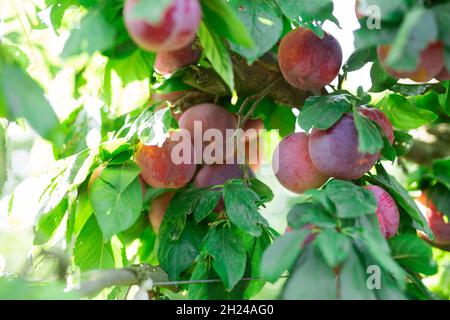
left=77, top=264, right=288, bottom=297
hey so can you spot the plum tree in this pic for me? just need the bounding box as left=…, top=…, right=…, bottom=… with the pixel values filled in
left=154, top=42, right=201, bottom=75
left=278, top=27, right=342, bottom=90
left=358, top=106, right=394, bottom=144
left=194, top=164, right=250, bottom=212
left=135, top=134, right=196, bottom=188
left=436, top=67, right=450, bottom=81
left=309, top=114, right=379, bottom=180
left=148, top=192, right=175, bottom=233
left=178, top=103, right=238, bottom=162
left=365, top=185, right=400, bottom=238
left=124, top=0, right=201, bottom=52
left=272, top=132, right=329, bottom=193
left=418, top=192, right=450, bottom=250
left=377, top=42, right=444, bottom=82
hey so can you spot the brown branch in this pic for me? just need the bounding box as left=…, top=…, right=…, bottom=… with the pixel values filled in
left=183, top=52, right=315, bottom=108
left=404, top=124, right=450, bottom=166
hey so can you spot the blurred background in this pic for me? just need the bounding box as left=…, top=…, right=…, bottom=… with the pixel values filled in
left=0, top=0, right=448, bottom=299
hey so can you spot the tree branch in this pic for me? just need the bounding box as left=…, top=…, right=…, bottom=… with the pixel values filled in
left=183, top=52, right=316, bottom=108
left=404, top=124, right=450, bottom=166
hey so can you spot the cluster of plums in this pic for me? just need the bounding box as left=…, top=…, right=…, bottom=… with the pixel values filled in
left=135, top=102, right=263, bottom=232
left=120, top=0, right=449, bottom=244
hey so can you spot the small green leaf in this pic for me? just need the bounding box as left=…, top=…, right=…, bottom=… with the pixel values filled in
left=229, top=0, right=283, bottom=64
left=34, top=198, right=69, bottom=245
left=249, top=178, right=274, bottom=203
left=282, top=245, right=337, bottom=299
left=298, top=94, right=352, bottom=132
left=188, top=258, right=210, bottom=300
left=287, top=202, right=336, bottom=229
left=315, top=229, right=351, bottom=268
left=62, top=9, right=116, bottom=58
left=89, top=161, right=143, bottom=239
left=203, top=226, right=246, bottom=290
left=279, top=0, right=339, bottom=30
left=325, top=180, right=377, bottom=218
left=73, top=216, right=115, bottom=272
left=158, top=222, right=205, bottom=280
left=223, top=179, right=266, bottom=236
left=343, top=47, right=377, bottom=73
left=260, top=229, right=310, bottom=283
left=193, top=190, right=221, bottom=222
left=389, top=234, right=437, bottom=276
left=376, top=94, right=438, bottom=130
left=353, top=108, right=384, bottom=155
left=339, top=248, right=377, bottom=300
left=198, top=21, right=235, bottom=92
left=201, top=0, right=254, bottom=48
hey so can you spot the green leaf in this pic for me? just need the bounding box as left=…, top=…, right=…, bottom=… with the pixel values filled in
left=353, top=108, right=384, bottom=155
left=386, top=8, right=438, bottom=72
left=428, top=183, right=450, bottom=219
left=278, top=0, right=339, bottom=32
left=104, top=50, right=155, bottom=115
left=62, top=9, right=116, bottom=57
left=193, top=189, right=221, bottom=222
left=0, top=62, right=63, bottom=145
left=158, top=222, right=205, bottom=280
left=343, top=47, right=377, bottom=73
left=129, top=0, right=172, bottom=24
left=89, top=161, right=143, bottom=240
left=393, top=130, right=414, bottom=156
left=99, top=139, right=134, bottom=164
left=260, top=229, right=309, bottom=283
left=287, top=202, right=336, bottom=229
left=73, top=215, right=115, bottom=272
left=381, top=135, right=397, bottom=161
left=40, top=149, right=95, bottom=215
left=376, top=94, right=438, bottom=130
left=198, top=21, right=235, bottom=92
left=34, top=198, right=69, bottom=245
left=223, top=179, right=266, bottom=236
left=200, top=0, right=254, bottom=48
left=315, top=229, right=351, bottom=268
left=389, top=234, right=437, bottom=276
left=369, top=61, right=397, bottom=93
left=268, top=105, right=296, bottom=137
left=188, top=258, right=210, bottom=300
left=282, top=245, right=337, bottom=299
left=203, top=226, right=246, bottom=290
left=338, top=247, right=377, bottom=300
left=432, top=158, right=450, bottom=190
left=229, top=0, right=283, bottom=64
left=128, top=107, right=173, bottom=146
left=249, top=178, right=274, bottom=203
left=298, top=94, right=352, bottom=132
left=325, top=180, right=377, bottom=218
left=244, top=231, right=271, bottom=299
left=49, top=0, right=77, bottom=35
left=357, top=223, right=406, bottom=289
left=159, top=188, right=204, bottom=242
